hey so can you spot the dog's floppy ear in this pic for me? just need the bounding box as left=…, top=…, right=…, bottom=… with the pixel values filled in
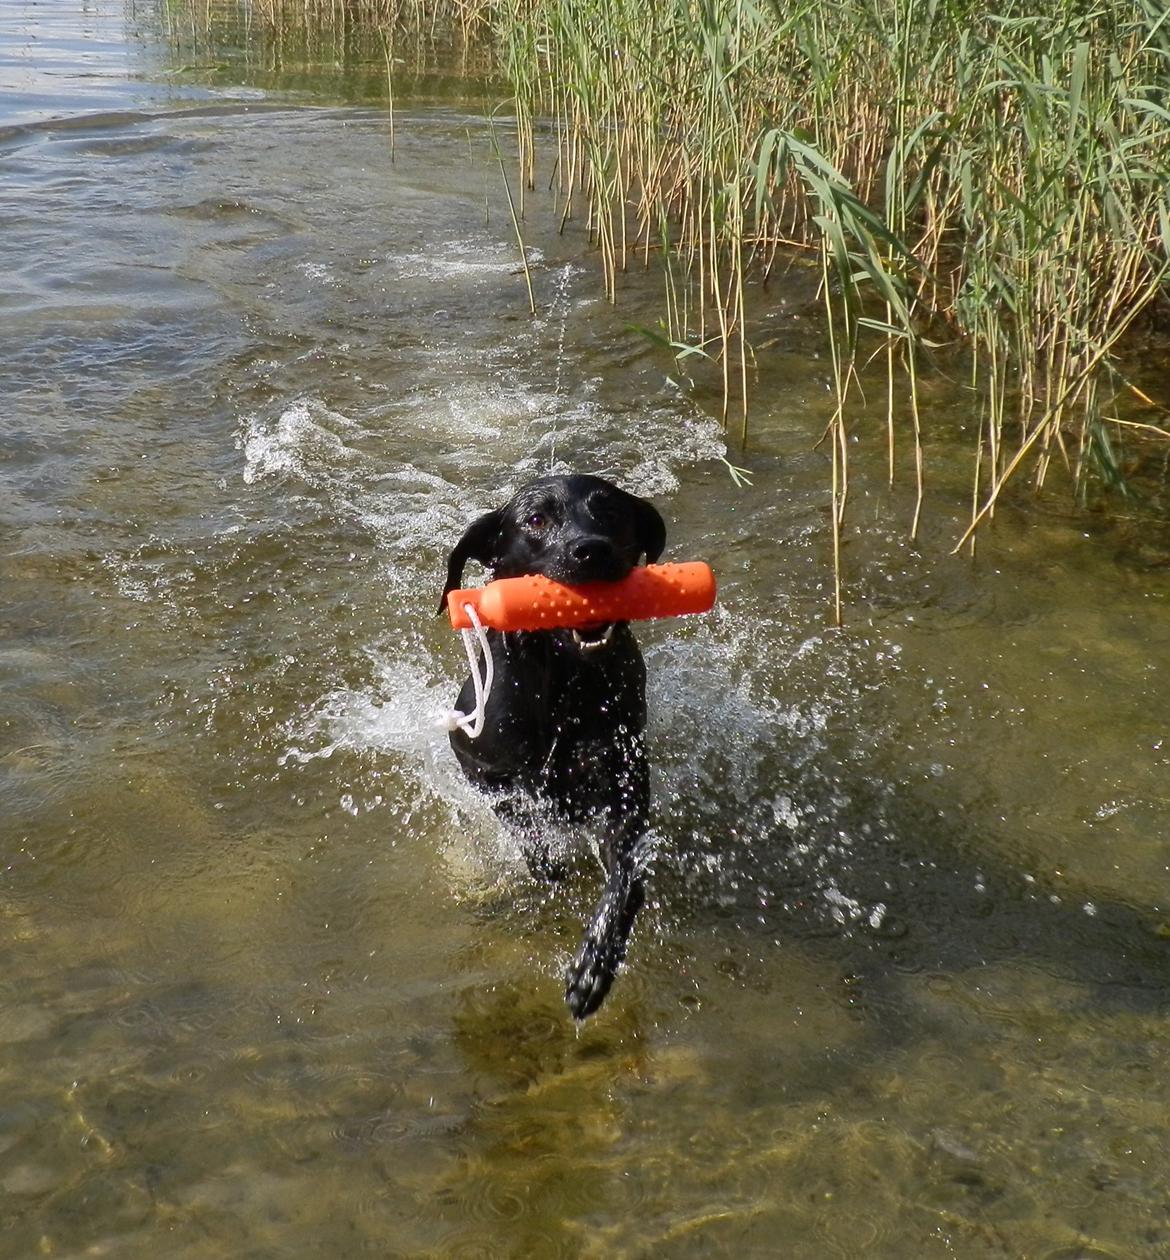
left=629, top=493, right=666, bottom=564
left=439, top=508, right=505, bottom=614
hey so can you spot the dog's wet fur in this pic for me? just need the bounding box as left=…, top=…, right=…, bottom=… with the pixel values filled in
left=440, top=474, right=666, bottom=1018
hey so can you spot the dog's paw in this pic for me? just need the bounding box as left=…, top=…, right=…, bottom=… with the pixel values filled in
left=565, top=933, right=622, bottom=1021
left=564, top=870, right=644, bottom=1020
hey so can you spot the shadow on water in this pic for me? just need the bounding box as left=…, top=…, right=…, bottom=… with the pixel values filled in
left=644, top=649, right=1170, bottom=1013
left=446, top=629, right=1170, bottom=1056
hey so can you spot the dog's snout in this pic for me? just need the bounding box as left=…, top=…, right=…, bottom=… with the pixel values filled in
left=567, top=535, right=627, bottom=582
left=571, top=536, right=616, bottom=566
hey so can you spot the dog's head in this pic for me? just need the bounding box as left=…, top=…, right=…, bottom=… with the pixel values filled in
left=440, top=474, right=666, bottom=653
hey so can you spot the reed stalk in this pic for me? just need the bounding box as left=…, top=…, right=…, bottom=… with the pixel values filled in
left=488, top=107, right=537, bottom=314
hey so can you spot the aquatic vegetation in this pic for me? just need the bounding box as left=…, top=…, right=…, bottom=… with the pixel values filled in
left=167, top=0, right=1170, bottom=611
left=494, top=0, right=1170, bottom=611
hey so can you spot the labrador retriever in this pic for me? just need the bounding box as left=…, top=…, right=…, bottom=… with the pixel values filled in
left=440, top=474, right=666, bottom=1018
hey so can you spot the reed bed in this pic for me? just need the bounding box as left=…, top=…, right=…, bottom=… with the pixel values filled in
left=160, top=0, right=497, bottom=87
left=492, top=0, right=1170, bottom=610
left=168, top=0, right=1170, bottom=609
left=225, top=0, right=492, bottom=39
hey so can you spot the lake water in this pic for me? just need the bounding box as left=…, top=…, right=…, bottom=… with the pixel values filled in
left=2, top=3, right=1169, bottom=1256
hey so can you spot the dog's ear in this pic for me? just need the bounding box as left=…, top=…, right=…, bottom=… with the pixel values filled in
left=439, top=508, right=505, bottom=614
left=629, top=494, right=666, bottom=564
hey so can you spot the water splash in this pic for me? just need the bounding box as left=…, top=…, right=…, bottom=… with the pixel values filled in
left=238, top=398, right=368, bottom=488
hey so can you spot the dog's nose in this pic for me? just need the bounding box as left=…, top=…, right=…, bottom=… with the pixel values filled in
left=570, top=536, right=617, bottom=567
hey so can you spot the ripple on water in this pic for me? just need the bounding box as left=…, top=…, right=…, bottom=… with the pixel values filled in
left=8, top=54, right=1170, bottom=1260
left=395, top=239, right=545, bottom=284
left=1039, top=1247, right=1130, bottom=1260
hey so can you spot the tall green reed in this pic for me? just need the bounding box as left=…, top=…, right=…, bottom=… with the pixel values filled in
left=497, top=0, right=1169, bottom=611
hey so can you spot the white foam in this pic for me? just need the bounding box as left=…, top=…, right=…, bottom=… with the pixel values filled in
left=395, top=240, right=545, bottom=283
left=297, top=261, right=337, bottom=285
left=281, top=654, right=451, bottom=767
left=239, top=398, right=368, bottom=488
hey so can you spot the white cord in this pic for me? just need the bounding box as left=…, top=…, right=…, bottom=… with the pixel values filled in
left=437, top=603, right=493, bottom=739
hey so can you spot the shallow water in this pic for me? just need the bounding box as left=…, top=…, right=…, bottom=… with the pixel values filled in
left=3, top=4, right=1170, bottom=1257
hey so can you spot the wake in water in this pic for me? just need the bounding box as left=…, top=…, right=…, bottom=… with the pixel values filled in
left=231, top=252, right=901, bottom=949
left=266, top=487, right=889, bottom=945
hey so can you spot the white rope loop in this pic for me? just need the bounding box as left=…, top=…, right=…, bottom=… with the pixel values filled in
left=438, top=602, right=493, bottom=739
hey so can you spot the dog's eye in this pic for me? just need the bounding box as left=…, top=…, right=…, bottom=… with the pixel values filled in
left=526, top=513, right=547, bottom=530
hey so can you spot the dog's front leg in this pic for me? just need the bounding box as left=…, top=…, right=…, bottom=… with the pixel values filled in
left=492, top=793, right=568, bottom=881
left=564, top=738, right=650, bottom=1020
left=564, top=843, right=646, bottom=1019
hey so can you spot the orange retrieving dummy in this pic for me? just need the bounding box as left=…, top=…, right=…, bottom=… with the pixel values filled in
left=446, top=561, right=716, bottom=632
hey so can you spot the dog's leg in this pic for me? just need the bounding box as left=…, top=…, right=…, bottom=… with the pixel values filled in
left=564, top=738, right=649, bottom=1019
left=564, top=836, right=646, bottom=1019
left=493, top=794, right=568, bottom=881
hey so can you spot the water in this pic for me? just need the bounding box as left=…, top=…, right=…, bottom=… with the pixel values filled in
left=3, top=4, right=1170, bottom=1257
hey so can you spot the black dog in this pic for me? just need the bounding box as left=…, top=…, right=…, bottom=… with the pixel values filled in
left=440, top=474, right=666, bottom=1019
